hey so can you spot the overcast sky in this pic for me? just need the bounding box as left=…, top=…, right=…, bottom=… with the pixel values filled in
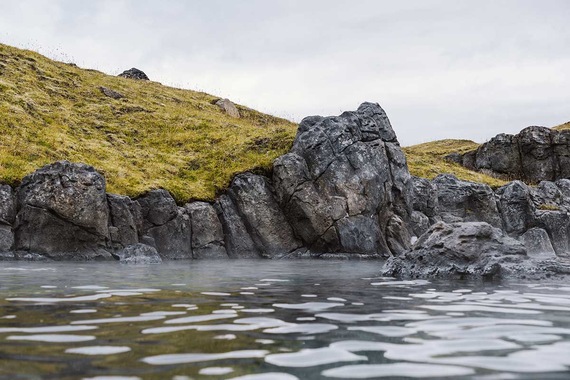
left=1, top=0, right=568, bottom=145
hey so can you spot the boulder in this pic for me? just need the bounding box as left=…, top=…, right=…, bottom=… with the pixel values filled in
left=496, top=181, right=536, bottom=235
left=137, top=190, right=192, bottom=259
left=432, top=174, right=502, bottom=227
left=215, top=98, right=240, bottom=118
left=536, top=211, right=570, bottom=257
left=410, top=176, right=437, bottom=218
left=382, top=221, right=528, bottom=279
left=118, top=68, right=149, bottom=80
left=116, top=243, right=162, bottom=264
left=228, top=173, right=301, bottom=257
left=474, top=133, right=521, bottom=177
left=520, top=228, right=557, bottom=259
left=518, top=126, right=556, bottom=182
left=273, top=102, right=412, bottom=256
left=14, top=161, right=112, bottom=259
left=186, top=202, right=228, bottom=259
left=99, top=86, right=124, bottom=99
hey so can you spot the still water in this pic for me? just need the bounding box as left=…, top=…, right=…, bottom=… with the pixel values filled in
left=1, top=261, right=570, bottom=380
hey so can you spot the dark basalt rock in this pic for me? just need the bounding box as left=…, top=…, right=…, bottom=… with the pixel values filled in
left=107, top=194, right=140, bottom=250
left=215, top=194, right=261, bottom=258
left=118, top=68, right=149, bottom=80
left=14, top=161, right=112, bottom=260
left=432, top=174, right=502, bottom=228
left=186, top=202, right=227, bottom=259
left=382, top=221, right=528, bottom=279
left=453, top=126, right=570, bottom=182
left=116, top=243, right=162, bottom=264
left=273, top=102, right=412, bottom=256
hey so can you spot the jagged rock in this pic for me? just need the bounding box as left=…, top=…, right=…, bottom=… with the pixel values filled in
left=410, top=176, right=438, bottom=218
left=0, top=185, right=16, bottom=225
left=116, top=243, right=162, bottom=264
left=215, top=98, right=240, bottom=118
left=107, top=194, right=139, bottom=249
left=432, top=174, right=502, bottom=227
left=214, top=195, right=260, bottom=258
left=228, top=173, right=301, bottom=257
left=136, top=189, right=191, bottom=259
left=454, top=126, right=570, bottom=182
left=99, top=86, right=124, bottom=99
left=273, top=102, right=412, bottom=256
left=186, top=202, right=227, bottom=259
left=14, top=161, right=111, bottom=259
left=137, top=189, right=178, bottom=231
left=382, top=222, right=528, bottom=279
left=118, top=68, right=149, bottom=80
left=520, top=228, right=557, bottom=259
left=496, top=181, right=536, bottom=235
left=536, top=211, right=570, bottom=257
left=410, top=211, right=430, bottom=237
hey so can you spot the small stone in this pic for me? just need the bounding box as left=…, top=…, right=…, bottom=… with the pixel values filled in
left=215, top=98, right=240, bottom=118
left=99, top=86, right=124, bottom=99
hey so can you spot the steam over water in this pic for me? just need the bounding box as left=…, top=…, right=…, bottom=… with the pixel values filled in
left=1, top=261, right=570, bottom=379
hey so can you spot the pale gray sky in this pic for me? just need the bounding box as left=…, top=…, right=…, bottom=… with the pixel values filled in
left=1, top=0, right=569, bottom=145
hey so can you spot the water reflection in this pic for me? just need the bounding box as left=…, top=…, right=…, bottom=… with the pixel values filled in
left=0, top=261, right=569, bottom=379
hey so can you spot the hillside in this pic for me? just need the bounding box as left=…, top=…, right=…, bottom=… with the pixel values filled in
left=0, top=43, right=297, bottom=201
left=403, top=139, right=508, bottom=188
left=554, top=121, right=570, bottom=131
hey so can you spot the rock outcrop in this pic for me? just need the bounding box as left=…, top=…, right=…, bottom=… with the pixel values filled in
left=273, top=102, right=412, bottom=256
left=383, top=222, right=528, bottom=279
left=451, top=126, right=570, bottom=183
left=2, top=102, right=569, bottom=277
left=214, top=98, right=240, bottom=118
left=118, top=68, right=149, bottom=80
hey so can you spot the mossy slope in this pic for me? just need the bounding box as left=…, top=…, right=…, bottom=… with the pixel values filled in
left=0, top=43, right=297, bottom=202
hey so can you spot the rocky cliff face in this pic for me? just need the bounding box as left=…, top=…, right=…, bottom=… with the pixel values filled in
left=449, top=126, right=570, bottom=183
left=2, top=103, right=569, bottom=278
left=1, top=102, right=413, bottom=261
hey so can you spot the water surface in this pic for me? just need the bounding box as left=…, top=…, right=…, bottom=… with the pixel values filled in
left=1, top=261, right=570, bottom=379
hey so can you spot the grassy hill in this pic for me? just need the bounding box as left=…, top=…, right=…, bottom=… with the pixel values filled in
left=403, top=139, right=507, bottom=188
left=554, top=121, right=570, bottom=130
left=0, top=43, right=297, bottom=202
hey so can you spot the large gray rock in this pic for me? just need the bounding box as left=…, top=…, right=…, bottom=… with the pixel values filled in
left=186, top=202, right=228, bottom=259
left=273, top=102, right=412, bottom=256
left=228, top=173, right=301, bottom=258
left=496, top=181, right=536, bottom=235
left=536, top=211, right=570, bottom=258
left=137, top=190, right=192, bottom=259
left=14, top=161, right=112, bottom=259
left=107, top=194, right=139, bottom=249
left=118, top=68, right=149, bottom=80
left=410, top=176, right=438, bottom=218
left=454, top=126, right=570, bottom=183
left=214, top=194, right=260, bottom=258
left=0, top=185, right=16, bottom=252
left=520, top=228, right=557, bottom=259
left=215, top=98, right=240, bottom=118
left=383, top=222, right=528, bottom=279
left=432, top=174, right=502, bottom=227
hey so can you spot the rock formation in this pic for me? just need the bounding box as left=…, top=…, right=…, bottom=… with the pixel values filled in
left=2, top=102, right=570, bottom=279
left=214, top=98, right=240, bottom=118
left=449, top=126, right=570, bottom=183
left=118, top=68, right=149, bottom=80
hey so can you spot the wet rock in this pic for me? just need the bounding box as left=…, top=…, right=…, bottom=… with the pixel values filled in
left=215, top=98, right=240, bottom=118
left=520, top=228, right=557, bottom=259
left=99, top=86, right=124, bottom=99
left=214, top=194, right=260, bottom=258
left=14, top=161, right=111, bottom=259
left=137, top=189, right=178, bottom=231
left=536, top=211, right=570, bottom=258
left=146, top=208, right=192, bottom=260
left=0, top=185, right=16, bottom=225
left=116, top=243, right=162, bottom=264
left=107, top=194, right=139, bottom=249
left=228, top=173, right=301, bottom=258
left=186, top=202, right=227, bottom=259
left=432, top=174, right=501, bottom=227
left=118, top=68, right=149, bottom=80
left=273, top=102, right=412, bottom=256
left=382, top=221, right=528, bottom=279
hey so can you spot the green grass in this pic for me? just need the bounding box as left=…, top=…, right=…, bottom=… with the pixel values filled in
left=0, top=43, right=297, bottom=202
left=554, top=121, right=570, bottom=131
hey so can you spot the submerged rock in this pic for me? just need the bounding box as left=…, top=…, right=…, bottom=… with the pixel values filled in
left=383, top=222, right=528, bottom=279
left=116, top=243, right=162, bottom=264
